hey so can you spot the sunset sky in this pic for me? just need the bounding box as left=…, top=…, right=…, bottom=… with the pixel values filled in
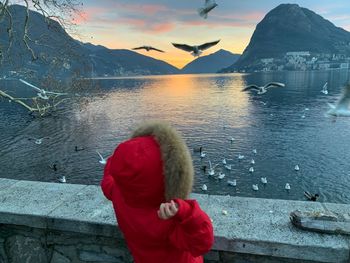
left=72, top=0, right=350, bottom=69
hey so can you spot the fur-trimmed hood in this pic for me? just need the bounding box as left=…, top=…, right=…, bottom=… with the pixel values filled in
left=131, top=121, right=194, bottom=201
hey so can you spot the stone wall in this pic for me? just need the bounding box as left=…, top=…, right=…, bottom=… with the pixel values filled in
left=0, top=178, right=349, bottom=263
left=0, top=224, right=133, bottom=263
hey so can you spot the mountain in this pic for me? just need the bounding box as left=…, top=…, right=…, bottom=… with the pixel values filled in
left=0, top=5, right=179, bottom=79
left=222, top=4, right=350, bottom=72
left=181, top=49, right=240, bottom=74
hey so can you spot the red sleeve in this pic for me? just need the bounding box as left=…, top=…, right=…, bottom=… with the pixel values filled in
left=100, top=157, right=115, bottom=201
left=169, top=199, right=214, bottom=257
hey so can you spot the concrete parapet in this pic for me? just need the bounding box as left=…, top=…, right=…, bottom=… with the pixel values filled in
left=0, top=178, right=349, bottom=263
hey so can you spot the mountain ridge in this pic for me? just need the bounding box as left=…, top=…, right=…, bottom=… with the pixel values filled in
left=222, top=4, right=350, bottom=72
left=0, top=5, right=180, bottom=79
left=181, top=49, right=240, bottom=74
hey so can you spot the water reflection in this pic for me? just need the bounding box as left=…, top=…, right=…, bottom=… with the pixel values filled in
left=1, top=70, right=350, bottom=203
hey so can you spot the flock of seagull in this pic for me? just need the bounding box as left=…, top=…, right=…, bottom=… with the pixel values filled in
left=191, top=79, right=350, bottom=202
left=132, top=0, right=220, bottom=57
left=21, top=77, right=350, bottom=197
left=241, top=80, right=350, bottom=117
left=9, top=0, right=350, bottom=202
left=196, top=145, right=298, bottom=195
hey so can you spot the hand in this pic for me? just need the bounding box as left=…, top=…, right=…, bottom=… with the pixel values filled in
left=157, top=200, right=179, bottom=220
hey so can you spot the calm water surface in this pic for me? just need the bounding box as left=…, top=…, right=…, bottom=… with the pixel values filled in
left=1, top=71, right=350, bottom=204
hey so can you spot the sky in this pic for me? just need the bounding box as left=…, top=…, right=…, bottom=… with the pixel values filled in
left=70, top=0, right=350, bottom=69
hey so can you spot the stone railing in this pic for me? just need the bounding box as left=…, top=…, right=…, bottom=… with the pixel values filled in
left=0, top=178, right=349, bottom=263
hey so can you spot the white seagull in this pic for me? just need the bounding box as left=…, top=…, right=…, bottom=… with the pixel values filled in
left=198, top=0, right=218, bottom=19
left=172, top=40, right=220, bottom=57
left=217, top=172, right=225, bottom=180
left=326, top=83, right=350, bottom=117
left=285, top=183, right=291, bottom=190
left=238, top=154, right=245, bottom=160
left=249, top=167, right=254, bottom=173
left=58, top=175, right=66, bottom=183
left=294, top=165, right=300, bottom=171
left=242, top=82, right=285, bottom=95
left=252, top=184, right=259, bottom=191
left=250, top=159, right=255, bottom=165
left=261, top=177, right=267, bottom=184
left=19, top=79, right=67, bottom=100
left=132, top=46, right=164, bottom=53
left=208, top=160, right=219, bottom=176
left=96, top=150, right=107, bottom=165
left=224, top=164, right=232, bottom=170
left=28, top=136, right=49, bottom=145
left=227, top=179, right=236, bottom=186
left=201, top=184, right=208, bottom=191
left=321, top=82, right=328, bottom=95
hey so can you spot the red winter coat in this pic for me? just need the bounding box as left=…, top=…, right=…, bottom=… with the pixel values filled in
left=101, top=122, right=214, bottom=263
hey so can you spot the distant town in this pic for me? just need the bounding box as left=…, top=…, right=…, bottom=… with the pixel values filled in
left=236, top=50, right=350, bottom=73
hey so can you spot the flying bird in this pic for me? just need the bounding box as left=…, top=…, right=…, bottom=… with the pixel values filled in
left=321, top=82, right=328, bottom=95
left=304, top=191, right=319, bottom=201
left=198, top=0, right=218, bottom=19
left=242, top=82, right=285, bottom=95
left=96, top=150, right=107, bottom=165
left=326, top=83, right=350, bottom=117
left=208, top=160, right=219, bottom=176
left=132, top=46, right=165, bottom=53
left=172, top=40, right=220, bottom=57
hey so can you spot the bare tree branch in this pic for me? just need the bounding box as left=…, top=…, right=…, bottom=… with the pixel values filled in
left=23, top=0, right=37, bottom=60
left=0, top=86, right=70, bottom=116
left=0, top=0, right=82, bottom=62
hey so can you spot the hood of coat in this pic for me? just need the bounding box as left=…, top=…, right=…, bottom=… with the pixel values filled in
left=107, top=121, right=194, bottom=208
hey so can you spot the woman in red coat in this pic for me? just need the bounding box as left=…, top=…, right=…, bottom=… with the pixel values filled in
left=101, top=121, right=214, bottom=263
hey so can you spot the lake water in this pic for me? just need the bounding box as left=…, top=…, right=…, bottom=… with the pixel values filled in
left=1, top=70, right=350, bottom=204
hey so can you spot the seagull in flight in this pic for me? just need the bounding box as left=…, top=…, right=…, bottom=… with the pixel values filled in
left=96, top=150, right=107, bottom=165
left=242, top=82, right=285, bottom=95
left=326, top=83, right=350, bottom=117
left=19, top=79, right=67, bottom=100
left=198, top=0, right=218, bottom=19
left=321, top=82, right=328, bottom=95
left=304, top=191, right=319, bottom=201
left=132, top=46, right=164, bottom=53
left=208, top=160, right=219, bottom=176
left=172, top=40, right=220, bottom=57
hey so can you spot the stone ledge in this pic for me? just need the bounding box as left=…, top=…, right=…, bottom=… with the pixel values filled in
left=0, top=178, right=349, bottom=263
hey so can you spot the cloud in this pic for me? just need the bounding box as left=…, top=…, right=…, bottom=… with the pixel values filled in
left=151, top=22, right=175, bottom=33
left=179, top=11, right=265, bottom=29
left=115, top=3, right=168, bottom=15
left=72, top=7, right=108, bottom=25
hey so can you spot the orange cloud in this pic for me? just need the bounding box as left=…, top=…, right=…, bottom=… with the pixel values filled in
left=72, top=7, right=108, bottom=25
left=117, top=18, right=146, bottom=28
left=109, top=2, right=168, bottom=15
left=150, top=22, right=174, bottom=33
left=181, top=11, right=265, bottom=29
left=139, top=4, right=167, bottom=15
